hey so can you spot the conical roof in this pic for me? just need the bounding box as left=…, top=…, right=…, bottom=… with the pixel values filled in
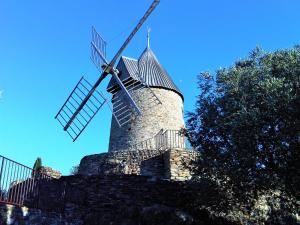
left=107, top=47, right=183, bottom=100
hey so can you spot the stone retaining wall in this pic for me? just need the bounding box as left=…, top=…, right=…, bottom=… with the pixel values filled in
left=165, top=149, right=199, bottom=181
left=78, top=149, right=199, bottom=181
left=0, top=175, right=238, bottom=225
left=0, top=204, right=66, bottom=225
left=1, top=175, right=297, bottom=225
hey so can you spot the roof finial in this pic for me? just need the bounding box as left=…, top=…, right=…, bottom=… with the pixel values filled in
left=147, top=27, right=151, bottom=48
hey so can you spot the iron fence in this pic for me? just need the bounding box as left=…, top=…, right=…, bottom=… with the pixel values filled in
left=128, top=129, right=191, bottom=151
left=155, top=129, right=187, bottom=150
left=0, top=155, right=50, bottom=207
left=129, top=136, right=156, bottom=150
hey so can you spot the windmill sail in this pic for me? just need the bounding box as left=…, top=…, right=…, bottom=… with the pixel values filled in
left=55, top=77, right=106, bottom=141
left=108, top=74, right=162, bottom=127
left=55, top=0, right=160, bottom=141
left=109, top=78, right=139, bottom=127
left=91, top=27, right=108, bottom=72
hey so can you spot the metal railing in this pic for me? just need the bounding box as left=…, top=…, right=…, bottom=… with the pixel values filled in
left=129, top=136, right=156, bottom=150
left=0, top=155, right=51, bottom=207
left=128, top=129, right=191, bottom=151
left=155, top=129, right=186, bottom=150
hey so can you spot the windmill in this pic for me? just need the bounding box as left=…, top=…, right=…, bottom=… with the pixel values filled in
left=55, top=0, right=161, bottom=142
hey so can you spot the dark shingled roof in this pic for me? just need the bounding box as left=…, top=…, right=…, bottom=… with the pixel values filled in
left=107, top=47, right=183, bottom=100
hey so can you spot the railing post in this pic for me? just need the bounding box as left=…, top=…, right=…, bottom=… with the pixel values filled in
left=164, top=131, right=167, bottom=150
left=0, top=157, right=4, bottom=186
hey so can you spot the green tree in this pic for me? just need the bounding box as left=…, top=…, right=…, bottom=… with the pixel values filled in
left=187, top=46, right=300, bottom=196
left=32, top=157, right=42, bottom=177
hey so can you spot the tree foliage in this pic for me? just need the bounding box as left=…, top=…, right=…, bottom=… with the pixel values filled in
left=187, top=46, right=300, bottom=196
left=70, top=165, right=79, bottom=175
left=33, top=157, right=42, bottom=171
left=32, top=157, right=42, bottom=178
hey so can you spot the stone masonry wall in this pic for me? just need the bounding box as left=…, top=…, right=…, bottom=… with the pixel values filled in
left=0, top=175, right=237, bottom=225
left=0, top=204, right=67, bottom=225
left=78, top=149, right=199, bottom=181
left=38, top=166, right=61, bottom=179
left=1, top=175, right=298, bottom=225
left=78, top=149, right=167, bottom=179
left=165, top=149, right=199, bottom=181
left=108, top=88, right=184, bottom=152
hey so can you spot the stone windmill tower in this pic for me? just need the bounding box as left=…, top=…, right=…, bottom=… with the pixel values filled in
left=107, top=32, right=184, bottom=152
left=55, top=0, right=196, bottom=180
left=78, top=34, right=197, bottom=180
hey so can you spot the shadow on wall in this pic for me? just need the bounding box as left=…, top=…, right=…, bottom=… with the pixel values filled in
left=140, top=155, right=165, bottom=179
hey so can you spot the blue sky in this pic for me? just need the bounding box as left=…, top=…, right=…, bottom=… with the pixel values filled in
left=0, top=0, right=299, bottom=175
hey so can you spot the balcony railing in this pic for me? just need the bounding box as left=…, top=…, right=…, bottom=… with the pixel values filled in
left=155, top=129, right=186, bottom=150
left=128, top=129, right=191, bottom=151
